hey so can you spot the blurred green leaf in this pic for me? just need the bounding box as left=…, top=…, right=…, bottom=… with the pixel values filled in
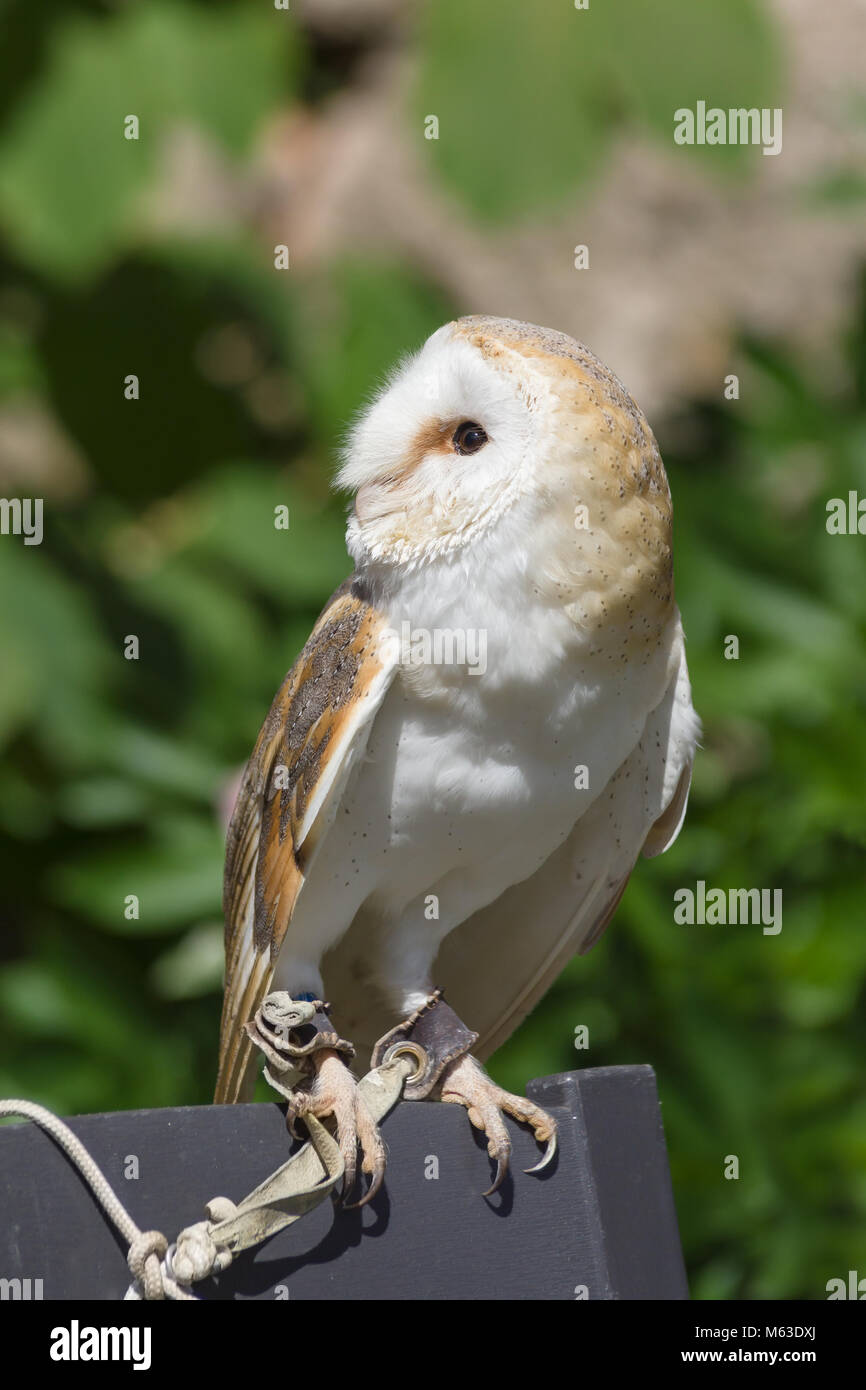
left=0, top=2, right=297, bottom=278
left=186, top=463, right=349, bottom=604
left=414, top=0, right=780, bottom=222
left=414, top=0, right=608, bottom=222
left=0, top=541, right=110, bottom=750
left=49, top=813, right=224, bottom=931
left=593, top=0, right=780, bottom=170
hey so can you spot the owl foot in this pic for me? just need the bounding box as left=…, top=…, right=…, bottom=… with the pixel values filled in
left=246, top=992, right=382, bottom=1206
left=372, top=992, right=555, bottom=1196
left=438, top=1053, right=557, bottom=1196
left=286, top=1049, right=386, bottom=1207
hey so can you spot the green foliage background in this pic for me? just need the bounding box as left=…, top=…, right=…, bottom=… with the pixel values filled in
left=0, top=0, right=863, bottom=1300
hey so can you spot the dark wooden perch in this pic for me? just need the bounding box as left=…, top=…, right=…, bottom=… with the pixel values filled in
left=0, top=1065, right=688, bottom=1300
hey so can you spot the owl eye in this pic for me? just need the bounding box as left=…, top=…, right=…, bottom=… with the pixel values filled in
left=452, top=421, right=488, bottom=455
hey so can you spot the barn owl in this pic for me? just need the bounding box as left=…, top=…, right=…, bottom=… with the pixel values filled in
left=216, top=315, right=700, bottom=1202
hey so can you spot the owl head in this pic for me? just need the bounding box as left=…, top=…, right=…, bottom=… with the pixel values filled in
left=337, top=316, right=670, bottom=577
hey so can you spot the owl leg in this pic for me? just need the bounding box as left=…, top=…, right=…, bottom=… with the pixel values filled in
left=246, top=993, right=385, bottom=1206
left=371, top=991, right=557, bottom=1195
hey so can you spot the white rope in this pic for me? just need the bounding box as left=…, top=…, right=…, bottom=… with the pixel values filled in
left=0, top=1051, right=413, bottom=1300
left=0, top=1099, right=196, bottom=1300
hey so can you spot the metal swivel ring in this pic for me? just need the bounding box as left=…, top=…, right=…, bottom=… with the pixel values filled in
left=382, top=1041, right=428, bottom=1087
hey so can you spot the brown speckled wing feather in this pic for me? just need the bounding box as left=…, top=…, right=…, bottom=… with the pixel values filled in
left=215, top=576, right=397, bottom=1102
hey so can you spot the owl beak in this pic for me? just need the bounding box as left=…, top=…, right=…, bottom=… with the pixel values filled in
left=354, top=482, right=375, bottom=524
left=355, top=474, right=403, bottom=525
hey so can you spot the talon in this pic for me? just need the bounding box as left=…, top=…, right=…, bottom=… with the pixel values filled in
left=525, top=1131, right=557, bottom=1175
left=339, top=1144, right=358, bottom=1204
left=343, top=1163, right=384, bottom=1210
left=342, top=1135, right=386, bottom=1208
left=364, top=1159, right=386, bottom=1205
left=483, top=1156, right=508, bottom=1197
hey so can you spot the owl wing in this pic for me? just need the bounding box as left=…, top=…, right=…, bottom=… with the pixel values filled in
left=434, top=621, right=699, bottom=1060
left=215, top=576, right=398, bottom=1103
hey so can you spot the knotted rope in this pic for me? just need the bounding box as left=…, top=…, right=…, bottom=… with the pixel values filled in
left=0, top=999, right=415, bottom=1300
